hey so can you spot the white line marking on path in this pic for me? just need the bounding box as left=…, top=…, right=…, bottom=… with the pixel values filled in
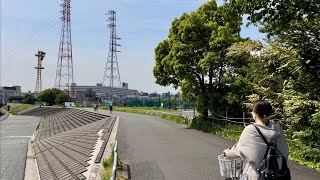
left=0, top=136, right=32, bottom=138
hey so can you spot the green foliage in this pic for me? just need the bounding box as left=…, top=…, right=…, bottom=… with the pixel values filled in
left=191, top=116, right=244, bottom=140
left=152, top=0, right=319, bottom=170
left=191, top=116, right=212, bottom=132
left=228, top=0, right=320, bottom=99
left=114, top=107, right=188, bottom=125
left=102, top=155, right=113, bottom=169
left=8, top=96, right=23, bottom=102
left=8, top=94, right=37, bottom=104
left=211, top=123, right=244, bottom=141
left=288, top=140, right=320, bottom=171
left=22, top=94, right=37, bottom=104
left=154, top=0, right=243, bottom=116
left=37, top=88, right=70, bottom=106
left=101, top=155, right=113, bottom=180
left=55, top=91, right=70, bottom=104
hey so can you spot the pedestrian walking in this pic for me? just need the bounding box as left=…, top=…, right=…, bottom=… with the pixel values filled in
left=109, top=101, right=113, bottom=114
left=223, top=100, right=290, bottom=180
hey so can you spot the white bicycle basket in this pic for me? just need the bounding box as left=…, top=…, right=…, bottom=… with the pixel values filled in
left=218, top=154, right=243, bottom=179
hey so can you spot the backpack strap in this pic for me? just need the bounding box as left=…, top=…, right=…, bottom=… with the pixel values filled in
left=253, top=124, right=270, bottom=146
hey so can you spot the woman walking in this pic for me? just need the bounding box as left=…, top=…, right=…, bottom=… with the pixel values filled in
left=223, top=100, right=289, bottom=180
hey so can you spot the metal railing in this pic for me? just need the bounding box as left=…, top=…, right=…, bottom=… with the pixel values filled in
left=110, top=140, right=118, bottom=180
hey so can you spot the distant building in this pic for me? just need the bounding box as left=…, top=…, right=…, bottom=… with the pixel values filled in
left=161, top=92, right=171, bottom=98
left=70, top=83, right=138, bottom=105
left=140, top=92, right=149, bottom=97
left=0, top=86, right=22, bottom=105
left=149, top=92, right=159, bottom=97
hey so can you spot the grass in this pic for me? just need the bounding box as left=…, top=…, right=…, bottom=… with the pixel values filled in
left=113, top=106, right=180, bottom=112
left=101, top=146, right=126, bottom=180
left=211, top=123, right=244, bottom=141
left=287, top=140, right=320, bottom=171
left=9, top=104, right=35, bottom=115
left=113, top=107, right=188, bottom=125
left=101, top=155, right=113, bottom=180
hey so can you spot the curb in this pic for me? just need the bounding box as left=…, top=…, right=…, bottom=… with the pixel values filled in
left=0, top=111, right=9, bottom=121
left=87, top=115, right=119, bottom=180
left=24, top=126, right=41, bottom=180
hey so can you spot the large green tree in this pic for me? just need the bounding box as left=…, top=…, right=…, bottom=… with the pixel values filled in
left=228, top=0, right=320, bottom=99
left=153, top=0, right=242, bottom=117
left=37, top=88, right=66, bottom=105
left=227, top=40, right=320, bottom=168
left=55, top=91, right=70, bottom=104
left=22, top=93, right=37, bottom=104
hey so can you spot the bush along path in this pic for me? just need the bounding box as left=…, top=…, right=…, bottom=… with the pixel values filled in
left=191, top=116, right=320, bottom=171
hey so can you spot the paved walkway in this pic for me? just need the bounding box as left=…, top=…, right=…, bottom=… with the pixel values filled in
left=115, top=111, right=320, bottom=180
left=0, top=115, right=40, bottom=180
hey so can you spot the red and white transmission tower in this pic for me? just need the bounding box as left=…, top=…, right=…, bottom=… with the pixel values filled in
left=102, top=10, right=121, bottom=87
left=55, top=0, right=73, bottom=93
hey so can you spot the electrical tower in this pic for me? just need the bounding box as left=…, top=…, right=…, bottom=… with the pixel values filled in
left=35, top=51, right=46, bottom=93
left=102, top=10, right=121, bottom=87
left=55, top=0, right=73, bottom=93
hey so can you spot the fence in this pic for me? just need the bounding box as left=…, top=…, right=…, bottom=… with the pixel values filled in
left=110, top=140, right=118, bottom=180
left=203, top=111, right=290, bottom=133
left=115, top=108, right=289, bottom=131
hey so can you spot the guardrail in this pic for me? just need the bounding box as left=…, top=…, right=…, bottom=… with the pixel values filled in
left=110, top=140, right=118, bottom=180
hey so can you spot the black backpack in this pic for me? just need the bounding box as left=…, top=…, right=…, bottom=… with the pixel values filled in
left=253, top=125, right=291, bottom=180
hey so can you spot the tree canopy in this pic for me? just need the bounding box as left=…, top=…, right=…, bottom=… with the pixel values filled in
left=228, top=0, right=320, bottom=99
left=154, top=0, right=320, bottom=169
left=37, top=88, right=69, bottom=105
left=154, top=0, right=243, bottom=116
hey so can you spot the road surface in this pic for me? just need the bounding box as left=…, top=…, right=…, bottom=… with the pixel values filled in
left=0, top=115, right=40, bottom=180
left=115, top=111, right=320, bottom=180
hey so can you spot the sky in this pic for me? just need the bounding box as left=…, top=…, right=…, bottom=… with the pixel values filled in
left=0, top=0, right=264, bottom=93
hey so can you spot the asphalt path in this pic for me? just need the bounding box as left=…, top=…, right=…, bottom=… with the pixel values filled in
left=0, top=115, right=40, bottom=180
left=115, top=111, right=320, bottom=180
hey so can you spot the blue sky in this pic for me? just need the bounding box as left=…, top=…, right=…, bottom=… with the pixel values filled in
left=0, top=0, right=264, bottom=93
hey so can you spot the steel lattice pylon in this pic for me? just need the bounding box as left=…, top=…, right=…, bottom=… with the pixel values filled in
left=55, top=0, right=73, bottom=93
left=35, top=51, right=46, bottom=93
left=102, top=10, right=121, bottom=87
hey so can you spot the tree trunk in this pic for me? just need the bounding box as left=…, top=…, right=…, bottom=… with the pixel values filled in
left=200, top=73, right=209, bottom=118
left=201, top=95, right=209, bottom=118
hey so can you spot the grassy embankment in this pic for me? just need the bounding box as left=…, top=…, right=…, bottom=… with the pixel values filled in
left=111, top=106, right=188, bottom=125
left=9, top=104, right=35, bottom=115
